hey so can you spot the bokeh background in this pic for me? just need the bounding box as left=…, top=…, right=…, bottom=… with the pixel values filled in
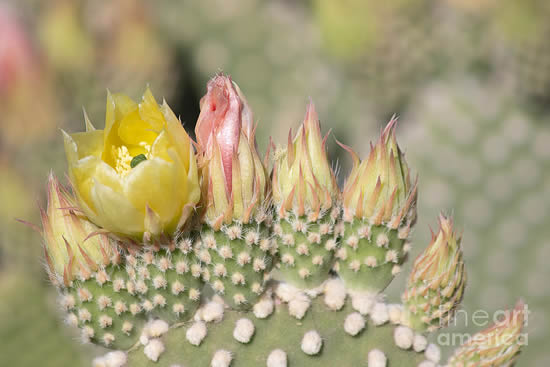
left=1, top=0, right=548, bottom=365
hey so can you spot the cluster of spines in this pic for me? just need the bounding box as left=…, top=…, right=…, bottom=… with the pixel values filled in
left=335, top=220, right=412, bottom=292
left=273, top=207, right=340, bottom=288
left=62, top=236, right=205, bottom=349
left=199, top=221, right=275, bottom=309
left=63, top=264, right=146, bottom=350
left=125, top=238, right=204, bottom=323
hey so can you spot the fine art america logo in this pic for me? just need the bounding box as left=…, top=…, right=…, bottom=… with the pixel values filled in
left=437, top=303, right=530, bottom=347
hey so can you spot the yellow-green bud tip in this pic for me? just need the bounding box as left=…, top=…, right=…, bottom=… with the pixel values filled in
left=341, top=116, right=416, bottom=227
left=272, top=102, right=338, bottom=218
left=402, top=214, right=466, bottom=331
left=41, top=173, right=114, bottom=286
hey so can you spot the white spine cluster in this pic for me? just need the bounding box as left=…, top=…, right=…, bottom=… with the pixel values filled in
left=267, top=349, right=288, bottom=367
left=323, top=277, right=347, bottom=311
left=211, top=349, right=233, bottom=367
left=233, top=318, right=255, bottom=343
left=344, top=312, right=366, bottom=336
left=275, top=282, right=301, bottom=302
left=367, top=349, right=387, bottom=367
left=186, top=321, right=207, bottom=346
left=92, top=351, right=127, bottom=367
left=413, top=334, right=428, bottom=352
left=253, top=294, right=275, bottom=319
left=200, top=300, right=225, bottom=323
left=387, top=304, right=403, bottom=324
left=146, top=319, right=170, bottom=338
left=144, top=339, right=165, bottom=362
left=394, top=326, right=414, bottom=350
left=371, top=302, right=389, bottom=326
left=301, top=330, right=323, bottom=355
left=288, top=293, right=311, bottom=320
left=425, top=344, right=441, bottom=363
left=349, top=291, right=377, bottom=315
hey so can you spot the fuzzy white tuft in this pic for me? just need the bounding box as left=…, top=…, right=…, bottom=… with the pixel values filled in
left=388, top=304, right=403, bottom=324
left=147, top=319, right=170, bottom=338
left=201, top=300, right=225, bottom=323
left=344, top=312, right=366, bottom=336
left=413, top=334, right=428, bottom=352
left=367, top=349, right=387, bottom=367
left=186, top=321, right=207, bottom=346
left=425, top=343, right=441, bottom=363
left=233, top=318, right=255, bottom=343
left=288, top=293, right=311, bottom=320
left=394, top=326, right=414, bottom=350
left=371, top=302, right=389, bottom=326
left=253, top=295, right=274, bottom=319
left=144, top=339, right=165, bottom=362
left=267, top=349, right=287, bottom=367
left=104, top=351, right=127, bottom=367
left=349, top=291, right=377, bottom=315
left=301, top=330, right=323, bottom=355
left=323, top=278, right=347, bottom=311
left=211, top=349, right=233, bottom=367
left=275, top=282, right=300, bottom=302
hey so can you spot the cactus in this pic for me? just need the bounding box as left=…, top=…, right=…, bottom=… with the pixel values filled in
left=399, top=77, right=548, bottom=366
left=27, top=75, right=528, bottom=366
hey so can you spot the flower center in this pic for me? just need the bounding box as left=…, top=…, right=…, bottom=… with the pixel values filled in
left=114, top=142, right=151, bottom=176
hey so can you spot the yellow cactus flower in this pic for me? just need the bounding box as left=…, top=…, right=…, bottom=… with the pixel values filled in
left=273, top=102, right=338, bottom=219
left=341, top=117, right=417, bottom=228
left=40, top=173, right=114, bottom=285
left=195, top=75, right=268, bottom=229
left=63, top=88, right=200, bottom=239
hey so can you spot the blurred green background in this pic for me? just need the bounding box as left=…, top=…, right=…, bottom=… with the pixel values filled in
left=0, top=0, right=548, bottom=365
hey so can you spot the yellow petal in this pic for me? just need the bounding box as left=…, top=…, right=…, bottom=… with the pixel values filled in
left=90, top=179, right=144, bottom=236
left=117, top=109, right=157, bottom=146
left=139, top=88, right=166, bottom=131
left=123, top=157, right=183, bottom=230
left=70, top=130, right=104, bottom=159
left=161, top=100, right=191, bottom=170
left=151, top=130, right=174, bottom=163
left=95, top=161, right=123, bottom=193
left=68, top=155, right=100, bottom=213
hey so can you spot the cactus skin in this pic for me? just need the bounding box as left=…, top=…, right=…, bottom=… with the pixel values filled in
left=336, top=222, right=409, bottom=293
left=273, top=210, right=339, bottom=289
left=200, top=221, right=275, bottom=309
left=127, top=241, right=204, bottom=323
left=64, top=264, right=146, bottom=350
left=127, top=295, right=426, bottom=367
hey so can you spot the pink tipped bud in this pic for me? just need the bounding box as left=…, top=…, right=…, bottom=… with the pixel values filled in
left=195, top=75, right=267, bottom=228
